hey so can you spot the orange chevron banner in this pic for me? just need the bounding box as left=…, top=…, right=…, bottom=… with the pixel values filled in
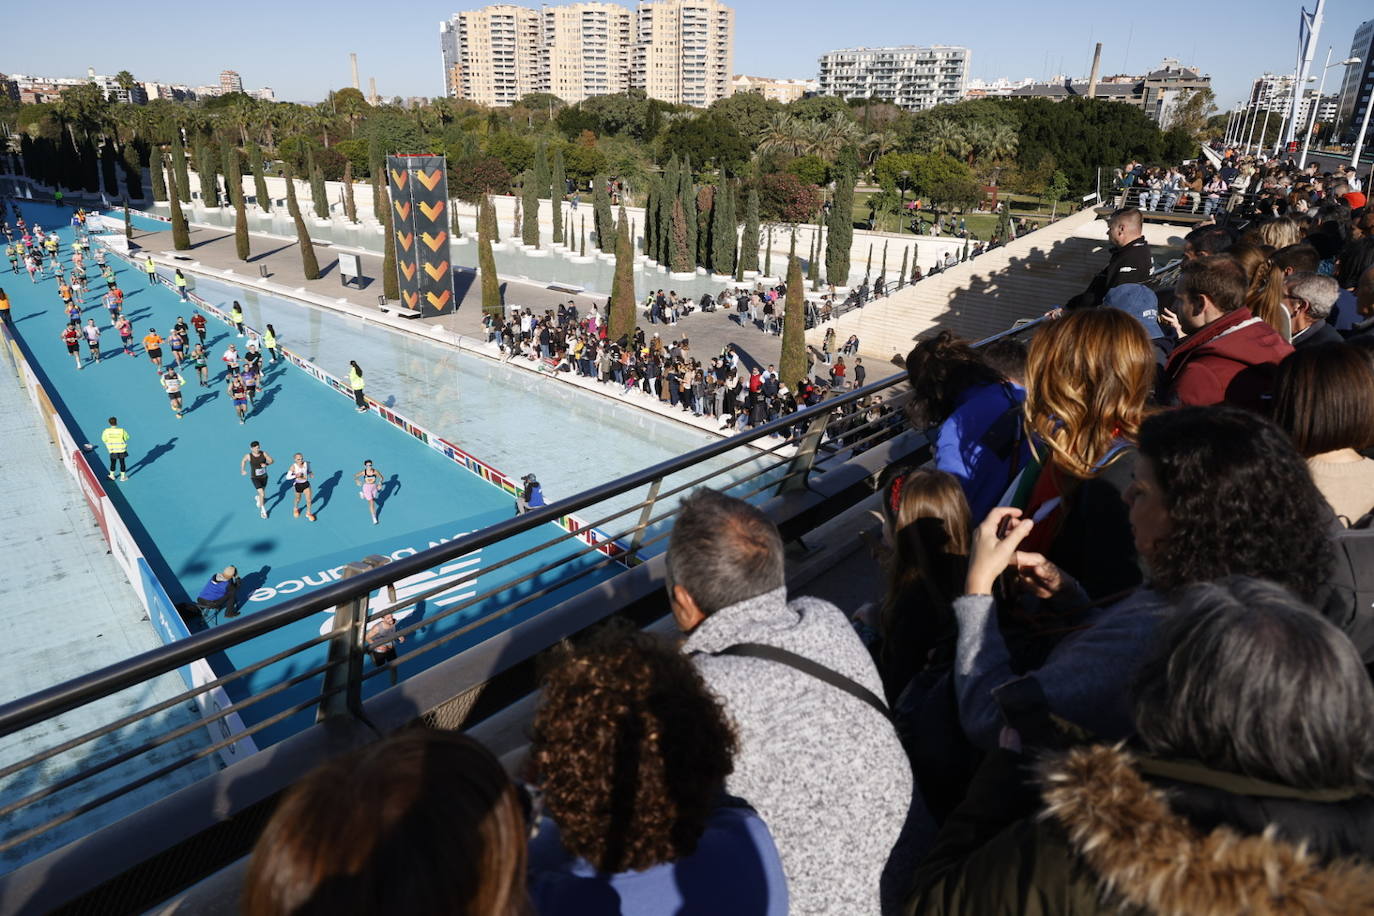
left=395, top=230, right=413, bottom=251
left=402, top=290, right=419, bottom=308
left=423, top=260, right=449, bottom=282
left=389, top=153, right=451, bottom=319
left=418, top=199, right=445, bottom=222
left=394, top=201, right=411, bottom=220
left=420, top=231, right=448, bottom=252
left=415, top=169, right=443, bottom=191
left=425, top=290, right=452, bottom=309
left=390, top=168, right=408, bottom=189
left=399, top=262, right=416, bottom=281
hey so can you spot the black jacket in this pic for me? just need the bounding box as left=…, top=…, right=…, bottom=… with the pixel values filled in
left=1293, top=320, right=1344, bottom=349
left=1067, top=235, right=1152, bottom=309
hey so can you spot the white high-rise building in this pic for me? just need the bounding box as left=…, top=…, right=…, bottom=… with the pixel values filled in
left=817, top=45, right=970, bottom=111
left=441, top=0, right=733, bottom=107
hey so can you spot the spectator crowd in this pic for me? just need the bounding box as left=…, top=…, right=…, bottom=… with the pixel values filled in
left=241, top=156, right=1374, bottom=914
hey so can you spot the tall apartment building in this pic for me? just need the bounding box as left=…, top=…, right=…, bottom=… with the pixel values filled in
left=219, top=70, right=243, bottom=94
left=1336, top=18, right=1373, bottom=143
left=441, top=0, right=733, bottom=107
left=631, top=0, right=733, bottom=107
left=817, top=45, right=969, bottom=111
left=540, top=3, right=633, bottom=103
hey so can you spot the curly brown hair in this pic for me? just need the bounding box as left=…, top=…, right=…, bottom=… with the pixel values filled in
left=529, top=623, right=737, bottom=874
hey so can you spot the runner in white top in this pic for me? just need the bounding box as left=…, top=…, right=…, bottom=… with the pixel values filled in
left=160, top=367, right=186, bottom=419
left=287, top=453, right=316, bottom=521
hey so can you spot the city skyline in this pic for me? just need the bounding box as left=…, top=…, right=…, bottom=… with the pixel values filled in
left=0, top=0, right=1366, bottom=109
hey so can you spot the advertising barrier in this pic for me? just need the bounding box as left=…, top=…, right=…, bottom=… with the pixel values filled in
left=72, top=449, right=110, bottom=545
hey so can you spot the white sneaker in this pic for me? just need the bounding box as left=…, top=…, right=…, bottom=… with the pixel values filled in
left=260, top=508, right=267, bottom=519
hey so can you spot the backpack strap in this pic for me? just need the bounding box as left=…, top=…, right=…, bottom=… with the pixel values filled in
left=710, top=643, right=891, bottom=721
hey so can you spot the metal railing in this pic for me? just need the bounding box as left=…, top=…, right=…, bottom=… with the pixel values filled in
left=0, top=313, right=1043, bottom=913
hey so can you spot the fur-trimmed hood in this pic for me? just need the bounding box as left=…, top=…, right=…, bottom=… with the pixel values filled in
left=1036, top=744, right=1374, bottom=915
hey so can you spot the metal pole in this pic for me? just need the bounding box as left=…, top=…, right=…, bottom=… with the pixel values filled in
left=1353, top=84, right=1374, bottom=171
left=1244, top=95, right=1261, bottom=154
left=778, top=405, right=836, bottom=495
left=316, top=555, right=392, bottom=724
left=1300, top=47, right=1334, bottom=168
left=1257, top=105, right=1274, bottom=157
left=1283, top=0, right=1324, bottom=154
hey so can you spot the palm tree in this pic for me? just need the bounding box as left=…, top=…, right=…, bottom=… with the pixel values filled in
left=308, top=104, right=336, bottom=148
left=862, top=128, right=900, bottom=166
left=757, top=112, right=809, bottom=158
left=926, top=117, right=969, bottom=161
left=226, top=96, right=258, bottom=147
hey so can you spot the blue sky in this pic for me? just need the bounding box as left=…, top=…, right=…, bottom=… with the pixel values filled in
left=0, top=0, right=1367, bottom=111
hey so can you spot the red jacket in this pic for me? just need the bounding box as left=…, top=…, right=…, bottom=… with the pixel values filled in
left=1162, top=307, right=1292, bottom=411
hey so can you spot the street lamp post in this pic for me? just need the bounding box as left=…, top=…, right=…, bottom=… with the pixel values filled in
left=1353, top=81, right=1374, bottom=172
left=1301, top=52, right=1362, bottom=168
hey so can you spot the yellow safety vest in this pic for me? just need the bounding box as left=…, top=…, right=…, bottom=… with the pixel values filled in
left=101, top=426, right=129, bottom=453
left=348, top=369, right=364, bottom=391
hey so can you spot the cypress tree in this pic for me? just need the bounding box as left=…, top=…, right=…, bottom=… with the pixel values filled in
left=912, top=244, right=920, bottom=281
left=608, top=206, right=635, bottom=341
left=100, top=138, right=119, bottom=196
left=962, top=237, right=970, bottom=261
left=657, top=158, right=677, bottom=265
left=370, top=135, right=387, bottom=223
left=865, top=243, right=873, bottom=277
left=123, top=198, right=132, bottom=239
left=642, top=178, right=656, bottom=258
left=678, top=157, right=697, bottom=269
left=249, top=141, right=270, bottom=213
left=511, top=194, right=521, bottom=240
left=592, top=173, right=614, bottom=253
left=739, top=187, right=760, bottom=274
left=307, top=148, right=329, bottom=220
left=899, top=247, right=908, bottom=288
left=220, top=140, right=237, bottom=207
left=826, top=163, right=854, bottom=286
left=533, top=141, right=550, bottom=199
left=695, top=185, right=711, bottom=268
left=485, top=185, right=501, bottom=243
left=451, top=205, right=462, bottom=239
left=710, top=182, right=736, bottom=276
left=811, top=214, right=824, bottom=291
left=224, top=139, right=250, bottom=261
left=196, top=143, right=218, bottom=205
left=763, top=226, right=772, bottom=277
left=879, top=240, right=888, bottom=281
left=520, top=170, right=539, bottom=246
left=550, top=147, right=565, bottom=244
left=283, top=164, right=320, bottom=280
left=579, top=214, right=586, bottom=257
left=381, top=179, right=399, bottom=301
left=789, top=228, right=797, bottom=261
left=172, top=129, right=191, bottom=203
left=779, top=255, right=807, bottom=391
left=81, top=136, right=100, bottom=193
left=669, top=197, right=691, bottom=273
left=478, top=195, right=502, bottom=316
left=343, top=160, right=358, bottom=223
left=167, top=159, right=191, bottom=250
left=121, top=142, right=145, bottom=200
left=150, top=146, right=167, bottom=202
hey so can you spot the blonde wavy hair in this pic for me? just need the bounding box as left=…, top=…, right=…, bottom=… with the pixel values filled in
left=1255, top=216, right=1303, bottom=250
left=1024, top=309, right=1155, bottom=478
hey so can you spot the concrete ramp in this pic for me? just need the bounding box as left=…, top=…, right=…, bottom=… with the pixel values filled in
left=808, top=206, right=1112, bottom=361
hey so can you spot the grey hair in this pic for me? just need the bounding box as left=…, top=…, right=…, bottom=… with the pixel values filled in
left=1131, top=576, right=1374, bottom=790
left=1286, top=271, right=1340, bottom=321
left=666, top=489, right=785, bottom=617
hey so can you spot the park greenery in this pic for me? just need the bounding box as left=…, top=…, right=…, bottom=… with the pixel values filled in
left=3, top=78, right=1201, bottom=282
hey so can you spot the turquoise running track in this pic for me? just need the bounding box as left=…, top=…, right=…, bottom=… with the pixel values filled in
left=2, top=202, right=615, bottom=747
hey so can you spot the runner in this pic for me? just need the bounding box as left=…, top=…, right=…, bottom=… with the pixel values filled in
left=160, top=365, right=186, bottom=419
left=64, top=297, right=81, bottom=325
left=286, top=453, right=316, bottom=521
left=190, top=311, right=207, bottom=346
left=168, top=328, right=186, bottom=366
left=143, top=328, right=164, bottom=370
left=115, top=314, right=134, bottom=354
left=173, top=315, right=190, bottom=346
left=189, top=343, right=209, bottom=386
left=262, top=323, right=280, bottom=363
left=244, top=338, right=262, bottom=372
left=174, top=269, right=188, bottom=301
left=70, top=270, right=85, bottom=304
left=61, top=321, right=82, bottom=369
left=102, top=417, right=129, bottom=482
left=100, top=264, right=116, bottom=290
left=354, top=459, right=383, bottom=524
left=227, top=369, right=250, bottom=423
left=103, top=288, right=121, bottom=321
left=239, top=441, right=274, bottom=519
left=144, top=254, right=157, bottom=286
left=220, top=342, right=239, bottom=378
left=83, top=318, right=102, bottom=364
left=0, top=287, right=10, bottom=326
left=241, top=361, right=260, bottom=407
left=23, top=254, right=37, bottom=283
left=6, top=242, right=17, bottom=274
left=230, top=301, right=245, bottom=337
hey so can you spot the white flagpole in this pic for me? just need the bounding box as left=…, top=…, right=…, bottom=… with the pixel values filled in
left=1283, top=0, right=1324, bottom=156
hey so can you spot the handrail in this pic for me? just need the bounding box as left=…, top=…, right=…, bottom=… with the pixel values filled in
left=0, top=355, right=902, bottom=738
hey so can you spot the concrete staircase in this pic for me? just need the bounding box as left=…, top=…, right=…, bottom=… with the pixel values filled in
left=808, top=206, right=1111, bottom=361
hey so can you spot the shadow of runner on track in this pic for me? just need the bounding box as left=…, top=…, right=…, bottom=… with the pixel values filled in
left=314, top=470, right=343, bottom=515
left=186, top=391, right=218, bottom=415
left=124, top=437, right=177, bottom=477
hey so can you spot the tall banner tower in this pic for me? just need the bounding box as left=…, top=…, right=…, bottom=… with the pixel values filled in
left=387, top=154, right=453, bottom=317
